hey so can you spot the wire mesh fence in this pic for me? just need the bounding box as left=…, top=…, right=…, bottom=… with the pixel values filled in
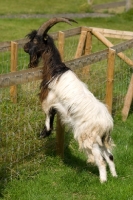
left=0, top=27, right=133, bottom=181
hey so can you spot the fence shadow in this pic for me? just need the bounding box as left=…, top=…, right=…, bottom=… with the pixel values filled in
left=0, top=164, right=10, bottom=198
left=43, top=128, right=99, bottom=178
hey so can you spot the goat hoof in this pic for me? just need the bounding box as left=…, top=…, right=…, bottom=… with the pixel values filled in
left=39, top=129, right=52, bottom=139
left=100, top=178, right=107, bottom=184
left=39, top=133, right=47, bottom=139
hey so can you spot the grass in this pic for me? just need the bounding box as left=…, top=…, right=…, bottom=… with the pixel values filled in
left=1, top=115, right=133, bottom=200
left=1, top=13, right=133, bottom=42
left=1, top=1, right=133, bottom=199
left=0, top=0, right=87, bottom=14
left=0, top=0, right=118, bottom=15
left=0, top=2, right=133, bottom=42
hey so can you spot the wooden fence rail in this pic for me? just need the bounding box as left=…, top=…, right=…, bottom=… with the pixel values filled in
left=1, top=37, right=133, bottom=88
left=1, top=26, right=133, bottom=51
left=90, top=27, right=133, bottom=40
left=0, top=27, right=81, bottom=51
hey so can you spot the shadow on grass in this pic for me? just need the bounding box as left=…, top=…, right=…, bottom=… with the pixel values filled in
left=44, top=129, right=99, bottom=178
left=64, top=146, right=99, bottom=177
left=0, top=128, right=99, bottom=198
left=0, top=164, right=10, bottom=198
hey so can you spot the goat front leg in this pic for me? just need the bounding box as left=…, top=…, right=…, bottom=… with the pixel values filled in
left=40, top=108, right=56, bottom=138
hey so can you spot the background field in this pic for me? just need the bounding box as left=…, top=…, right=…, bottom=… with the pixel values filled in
left=1, top=1, right=133, bottom=200
left=0, top=0, right=118, bottom=15
left=0, top=0, right=132, bottom=42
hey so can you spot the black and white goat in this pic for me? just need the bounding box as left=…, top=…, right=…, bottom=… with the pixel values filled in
left=24, top=17, right=117, bottom=183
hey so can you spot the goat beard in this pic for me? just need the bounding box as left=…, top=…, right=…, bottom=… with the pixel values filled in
left=28, top=54, right=39, bottom=68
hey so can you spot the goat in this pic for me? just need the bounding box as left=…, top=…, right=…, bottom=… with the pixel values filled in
left=24, top=17, right=117, bottom=183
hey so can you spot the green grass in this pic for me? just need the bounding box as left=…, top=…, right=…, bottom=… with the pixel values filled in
left=1, top=1, right=133, bottom=199
left=0, top=0, right=118, bottom=15
left=0, top=0, right=86, bottom=14
left=1, top=115, right=133, bottom=200
left=1, top=13, right=133, bottom=42
left=0, top=2, right=133, bottom=42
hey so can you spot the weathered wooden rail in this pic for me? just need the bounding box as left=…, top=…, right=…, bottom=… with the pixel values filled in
left=1, top=26, right=133, bottom=50
left=0, top=27, right=82, bottom=51
left=1, top=37, right=133, bottom=88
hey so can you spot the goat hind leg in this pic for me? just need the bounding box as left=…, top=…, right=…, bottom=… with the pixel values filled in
left=102, top=148, right=117, bottom=178
left=92, top=143, right=107, bottom=183
left=85, top=149, right=95, bottom=164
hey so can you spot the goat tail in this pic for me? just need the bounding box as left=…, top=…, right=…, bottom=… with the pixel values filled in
left=101, top=131, right=115, bottom=150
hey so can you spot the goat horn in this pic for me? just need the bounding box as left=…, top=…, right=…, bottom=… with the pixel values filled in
left=37, top=17, right=77, bottom=35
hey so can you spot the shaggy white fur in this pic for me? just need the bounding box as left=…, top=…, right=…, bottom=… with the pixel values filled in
left=42, top=70, right=117, bottom=183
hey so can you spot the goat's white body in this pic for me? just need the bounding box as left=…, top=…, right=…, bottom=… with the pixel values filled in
left=42, top=70, right=117, bottom=182
left=42, top=70, right=113, bottom=147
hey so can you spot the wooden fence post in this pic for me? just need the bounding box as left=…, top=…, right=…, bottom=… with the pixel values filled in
left=92, top=29, right=133, bottom=67
left=58, top=31, right=65, bottom=61
left=105, top=48, right=116, bottom=114
left=75, top=30, right=87, bottom=59
left=56, top=31, right=65, bottom=159
left=82, top=31, right=92, bottom=80
left=126, top=0, right=132, bottom=11
left=122, top=74, right=133, bottom=121
left=56, top=116, right=65, bottom=159
left=87, top=0, right=93, bottom=5
left=10, top=41, right=18, bottom=103
left=84, top=31, right=92, bottom=56
left=75, top=30, right=87, bottom=79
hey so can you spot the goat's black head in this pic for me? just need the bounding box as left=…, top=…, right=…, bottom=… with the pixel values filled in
left=24, top=17, right=77, bottom=68
left=24, top=30, right=47, bottom=68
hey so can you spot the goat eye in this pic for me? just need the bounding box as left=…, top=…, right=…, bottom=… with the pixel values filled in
left=44, top=36, right=48, bottom=41
left=33, top=39, right=38, bottom=44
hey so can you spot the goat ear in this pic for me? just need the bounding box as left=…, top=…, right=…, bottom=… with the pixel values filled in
left=26, top=30, right=37, bottom=40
